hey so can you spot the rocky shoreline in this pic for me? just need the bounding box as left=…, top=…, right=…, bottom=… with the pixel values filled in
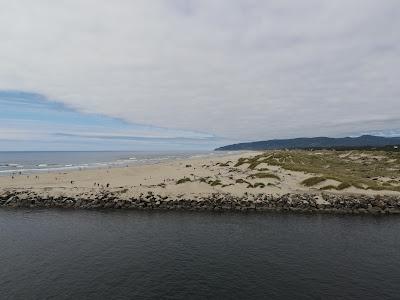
left=1, top=190, right=400, bottom=215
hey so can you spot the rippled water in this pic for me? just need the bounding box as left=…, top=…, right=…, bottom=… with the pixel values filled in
left=0, top=151, right=214, bottom=175
left=1, top=210, right=399, bottom=299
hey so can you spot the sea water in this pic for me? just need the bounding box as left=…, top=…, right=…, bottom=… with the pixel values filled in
left=0, top=209, right=399, bottom=299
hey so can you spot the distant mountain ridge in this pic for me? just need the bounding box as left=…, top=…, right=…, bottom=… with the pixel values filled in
left=215, top=135, right=400, bottom=151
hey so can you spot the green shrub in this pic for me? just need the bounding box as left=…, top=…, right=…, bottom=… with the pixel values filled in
left=248, top=172, right=280, bottom=180
left=222, top=183, right=234, bottom=187
left=210, top=179, right=222, bottom=186
left=234, top=158, right=248, bottom=167
left=236, top=178, right=250, bottom=184
left=320, top=185, right=336, bottom=190
left=320, top=182, right=351, bottom=190
left=176, top=177, right=192, bottom=184
left=336, top=182, right=352, bottom=190
left=253, top=182, right=266, bottom=188
left=301, top=176, right=326, bottom=186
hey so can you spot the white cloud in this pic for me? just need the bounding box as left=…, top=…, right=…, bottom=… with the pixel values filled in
left=1, top=0, right=400, bottom=140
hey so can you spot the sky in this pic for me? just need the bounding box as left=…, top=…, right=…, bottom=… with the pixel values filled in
left=0, top=0, right=399, bottom=150
left=0, top=91, right=223, bottom=150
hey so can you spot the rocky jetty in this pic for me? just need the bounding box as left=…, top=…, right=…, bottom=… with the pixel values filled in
left=1, top=189, right=400, bottom=215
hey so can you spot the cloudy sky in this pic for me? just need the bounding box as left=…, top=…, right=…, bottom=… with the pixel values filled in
left=1, top=0, right=399, bottom=150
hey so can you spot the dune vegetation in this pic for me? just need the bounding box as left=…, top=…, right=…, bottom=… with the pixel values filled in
left=235, top=150, right=400, bottom=192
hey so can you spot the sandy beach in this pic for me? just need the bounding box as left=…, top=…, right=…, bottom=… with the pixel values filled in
left=1, top=151, right=400, bottom=201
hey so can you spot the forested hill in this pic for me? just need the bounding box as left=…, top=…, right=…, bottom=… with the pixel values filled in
left=215, top=135, right=400, bottom=151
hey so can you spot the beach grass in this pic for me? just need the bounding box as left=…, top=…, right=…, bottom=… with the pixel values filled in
left=209, top=179, right=222, bottom=186
left=320, top=182, right=352, bottom=191
left=301, top=176, right=326, bottom=186
left=236, top=178, right=251, bottom=184
left=235, top=150, right=400, bottom=192
left=248, top=172, right=280, bottom=180
left=176, top=177, right=192, bottom=184
left=253, top=182, right=266, bottom=188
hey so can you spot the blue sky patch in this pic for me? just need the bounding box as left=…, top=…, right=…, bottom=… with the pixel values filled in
left=0, top=91, right=227, bottom=150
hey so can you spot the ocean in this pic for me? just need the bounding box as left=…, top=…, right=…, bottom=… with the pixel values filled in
left=1, top=209, right=399, bottom=299
left=0, top=151, right=218, bottom=175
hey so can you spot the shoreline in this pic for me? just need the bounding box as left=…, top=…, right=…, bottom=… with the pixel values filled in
left=0, top=151, right=227, bottom=176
